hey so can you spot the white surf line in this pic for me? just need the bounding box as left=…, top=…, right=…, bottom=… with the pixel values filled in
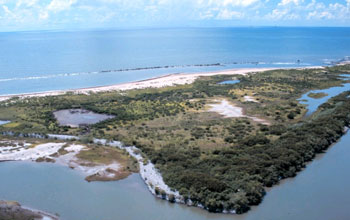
left=0, top=66, right=324, bottom=102
left=20, top=206, right=59, bottom=220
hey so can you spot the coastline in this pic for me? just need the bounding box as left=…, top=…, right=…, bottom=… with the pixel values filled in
left=0, top=66, right=323, bottom=102
left=0, top=64, right=349, bottom=216
left=0, top=200, right=59, bottom=220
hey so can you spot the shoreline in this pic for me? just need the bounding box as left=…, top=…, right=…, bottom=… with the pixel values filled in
left=0, top=200, right=59, bottom=220
left=1, top=64, right=341, bottom=216
left=0, top=66, right=323, bottom=102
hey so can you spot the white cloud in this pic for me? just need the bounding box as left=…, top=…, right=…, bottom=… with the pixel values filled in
left=278, top=0, right=304, bottom=6
left=304, top=1, right=349, bottom=20
left=47, top=0, right=77, bottom=12
left=216, top=9, right=243, bottom=19
left=207, top=0, right=260, bottom=7
left=2, top=5, right=12, bottom=15
left=39, top=10, right=49, bottom=20
left=0, top=0, right=9, bottom=4
left=221, top=0, right=260, bottom=7
left=16, top=0, right=38, bottom=8
left=1, top=0, right=350, bottom=31
left=307, top=10, right=333, bottom=19
left=199, top=10, right=214, bottom=19
left=266, top=8, right=299, bottom=20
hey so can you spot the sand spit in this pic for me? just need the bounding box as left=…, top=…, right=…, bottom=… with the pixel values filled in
left=92, top=139, right=183, bottom=202
left=208, top=99, right=270, bottom=125
left=0, top=141, right=121, bottom=181
left=0, top=66, right=323, bottom=102
left=0, top=200, right=59, bottom=220
left=125, top=146, right=182, bottom=202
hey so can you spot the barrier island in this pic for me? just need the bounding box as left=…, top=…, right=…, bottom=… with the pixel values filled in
left=0, top=65, right=350, bottom=214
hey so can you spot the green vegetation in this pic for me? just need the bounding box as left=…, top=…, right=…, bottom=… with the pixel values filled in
left=80, top=147, right=138, bottom=182
left=77, top=144, right=139, bottom=180
left=0, top=65, right=350, bottom=213
left=307, top=92, right=328, bottom=99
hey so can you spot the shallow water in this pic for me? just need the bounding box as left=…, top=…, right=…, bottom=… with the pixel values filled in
left=0, top=120, right=10, bottom=126
left=54, top=109, right=114, bottom=127
left=218, top=80, right=240, bottom=85
left=299, top=74, right=350, bottom=116
left=0, top=131, right=350, bottom=220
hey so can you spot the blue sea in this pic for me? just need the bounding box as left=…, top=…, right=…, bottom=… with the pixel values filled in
left=0, top=27, right=350, bottom=95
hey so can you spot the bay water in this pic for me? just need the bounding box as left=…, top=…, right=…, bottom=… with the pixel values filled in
left=0, top=130, right=349, bottom=220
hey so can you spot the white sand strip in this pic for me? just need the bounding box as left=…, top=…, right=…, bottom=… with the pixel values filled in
left=103, top=140, right=182, bottom=202
left=0, top=66, right=323, bottom=102
left=0, top=142, right=121, bottom=180
left=0, top=143, right=65, bottom=161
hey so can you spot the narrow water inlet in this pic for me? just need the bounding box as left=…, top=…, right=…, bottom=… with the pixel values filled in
left=299, top=80, right=350, bottom=116
left=0, top=120, right=10, bottom=126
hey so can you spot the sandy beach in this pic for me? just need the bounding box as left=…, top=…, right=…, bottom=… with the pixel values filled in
left=0, top=66, right=323, bottom=102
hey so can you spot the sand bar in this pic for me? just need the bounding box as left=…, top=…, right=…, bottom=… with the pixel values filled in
left=0, top=66, right=323, bottom=102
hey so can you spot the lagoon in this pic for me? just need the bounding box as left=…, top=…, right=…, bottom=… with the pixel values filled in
left=218, top=80, right=240, bottom=85
left=53, top=109, right=114, bottom=127
left=299, top=74, right=350, bottom=116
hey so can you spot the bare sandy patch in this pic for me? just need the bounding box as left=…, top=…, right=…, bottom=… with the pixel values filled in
left=0, top=141, right=121, bottom=181
left=208, top=99, right=269, bottom=125
left=244, top=95, right=258, bottom=102
left=208, top=99, right=244, bottom=118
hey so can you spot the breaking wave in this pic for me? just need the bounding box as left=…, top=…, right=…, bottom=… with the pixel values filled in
left=0, top=61, right=310, bottom=83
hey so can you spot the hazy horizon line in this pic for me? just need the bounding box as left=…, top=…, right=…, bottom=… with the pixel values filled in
left=2, top=25, right=350, bottom=34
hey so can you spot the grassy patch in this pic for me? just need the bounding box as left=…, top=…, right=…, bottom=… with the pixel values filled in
left=77, top=145, right=139, bottom=173
left=307, top=92, right=328, bottom=99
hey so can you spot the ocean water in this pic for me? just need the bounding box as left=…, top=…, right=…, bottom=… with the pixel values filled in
left=0, top=27, right=350, bottom=95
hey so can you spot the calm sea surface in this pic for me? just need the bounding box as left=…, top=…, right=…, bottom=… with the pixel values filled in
left=0, top=27, right=350, bottom=95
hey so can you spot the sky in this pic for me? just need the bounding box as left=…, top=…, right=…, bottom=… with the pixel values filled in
left=0, top=0, right=349, bottom=31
